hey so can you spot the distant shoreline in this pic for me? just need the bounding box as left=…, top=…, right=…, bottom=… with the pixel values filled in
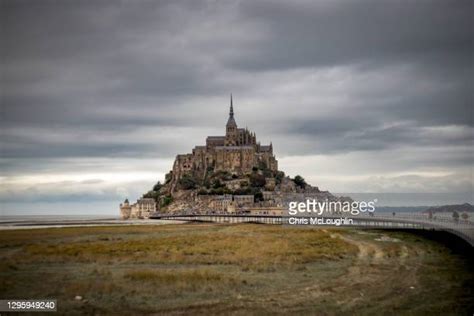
left=0, top=218, right=184, bottom=230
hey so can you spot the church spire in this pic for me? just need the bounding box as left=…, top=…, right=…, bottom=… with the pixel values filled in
left=226, top=93, right=237, bottom=128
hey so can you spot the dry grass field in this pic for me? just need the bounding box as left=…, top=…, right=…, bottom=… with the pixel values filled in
left=0, top=223, right=473, bottom=315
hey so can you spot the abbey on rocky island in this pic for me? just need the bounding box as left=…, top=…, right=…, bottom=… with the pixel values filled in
left=168, top=95, right=278, bottom=193
left=120, top=95, right=334, bottom=219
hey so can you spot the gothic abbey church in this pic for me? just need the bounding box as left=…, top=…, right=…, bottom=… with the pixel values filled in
left=169, top=95, right=278, bottom=192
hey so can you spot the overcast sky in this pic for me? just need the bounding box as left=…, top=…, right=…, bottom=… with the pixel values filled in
left=1, top=0, right=473, bottom=214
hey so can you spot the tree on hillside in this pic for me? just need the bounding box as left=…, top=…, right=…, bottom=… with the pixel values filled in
left=254, top=192, right=264, bottom=202
left=212, top=179, right=224, bottom=189
left=143, top=190, right=160, bottom=202
left=178, top=175, right=198, bottom=190
left=275, top=171, right=285, bottom=184
left=153, top=181, right=162, bottom=192
left=250, top=173, right=266, bottom=188
left=452, top=211, right=459, bottom=223
left=161, top=195, right=173, bottom=207
left=294, top=175, right=307, bottom=189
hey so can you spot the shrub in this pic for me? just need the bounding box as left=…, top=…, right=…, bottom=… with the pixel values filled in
left=294, top=175, right=307, bottom=188
left=197, top=189, right=208, bottom=195
left=212, top=179, right=224, bottom=189
left=143, top=190, right=160, bottom=202
left=258, top=161, right=267, bottom=170
left=152, top=181, right=163, bottom=192
left=254, top=192, right=264, bottom=202
left=250, top=174, right=266, bottom=188
left=161, top=195, right=173, bottom=207
left=178, top=175, right=198, bottom=190
left=210, top=188, right=224, bottom=195
left=275, top=171, right=285, bottom=184
left=233, top=188, right=252, bottom=195
left=453, top=211, right=459, bottom=221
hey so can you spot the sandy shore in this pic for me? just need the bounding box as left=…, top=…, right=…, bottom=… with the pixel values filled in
left=0, top=218, right=184, bottom=230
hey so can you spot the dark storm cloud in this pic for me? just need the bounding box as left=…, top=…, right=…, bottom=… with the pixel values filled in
left=1, top=0, right=473, bottom=200
left=0, top=138, right=153, bottom=158
left=233, top=0, right=474, bottom=132
left=1, top=0, right=228, bottom=133
left=2, top=0, right=472, bottom=133
left=234, top=0, right=473, bottom=71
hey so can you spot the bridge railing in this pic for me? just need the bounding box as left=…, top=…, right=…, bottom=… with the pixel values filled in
left=355, top=212, right=473, bottom=224
left=150, top=212, right=474, bottom=246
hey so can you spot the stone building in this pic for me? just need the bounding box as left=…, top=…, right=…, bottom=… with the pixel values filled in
left=206, top=194, right=255, bottom=213
left=169, top=95, right=278, bottom=193
left=248, top=206, right=285, bottom=216
left=211, top=194, right=233, bottom=212
left=265, top=178, right=276, bottom=190
left=233, top=195, right=254, bottom=206
left=119, top=199, right=132, bottom=219
left=120, top=198, right=156, bottom=219
left=224, top=179, right=248, bottom=190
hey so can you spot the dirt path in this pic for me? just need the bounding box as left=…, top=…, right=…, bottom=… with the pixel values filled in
left=250, top=230, right=416, bottom=309
left=331, top=232, right=384, bottom=262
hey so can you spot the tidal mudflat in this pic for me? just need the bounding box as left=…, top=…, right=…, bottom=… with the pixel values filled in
left=1, top=224, right=472, bottom=315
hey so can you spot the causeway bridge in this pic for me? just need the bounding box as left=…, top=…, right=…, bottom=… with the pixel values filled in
left=150, top=212, right=474, bottom=247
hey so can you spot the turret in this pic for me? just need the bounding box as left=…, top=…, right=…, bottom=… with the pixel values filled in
left=120, top=198, right=132, bottom=220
